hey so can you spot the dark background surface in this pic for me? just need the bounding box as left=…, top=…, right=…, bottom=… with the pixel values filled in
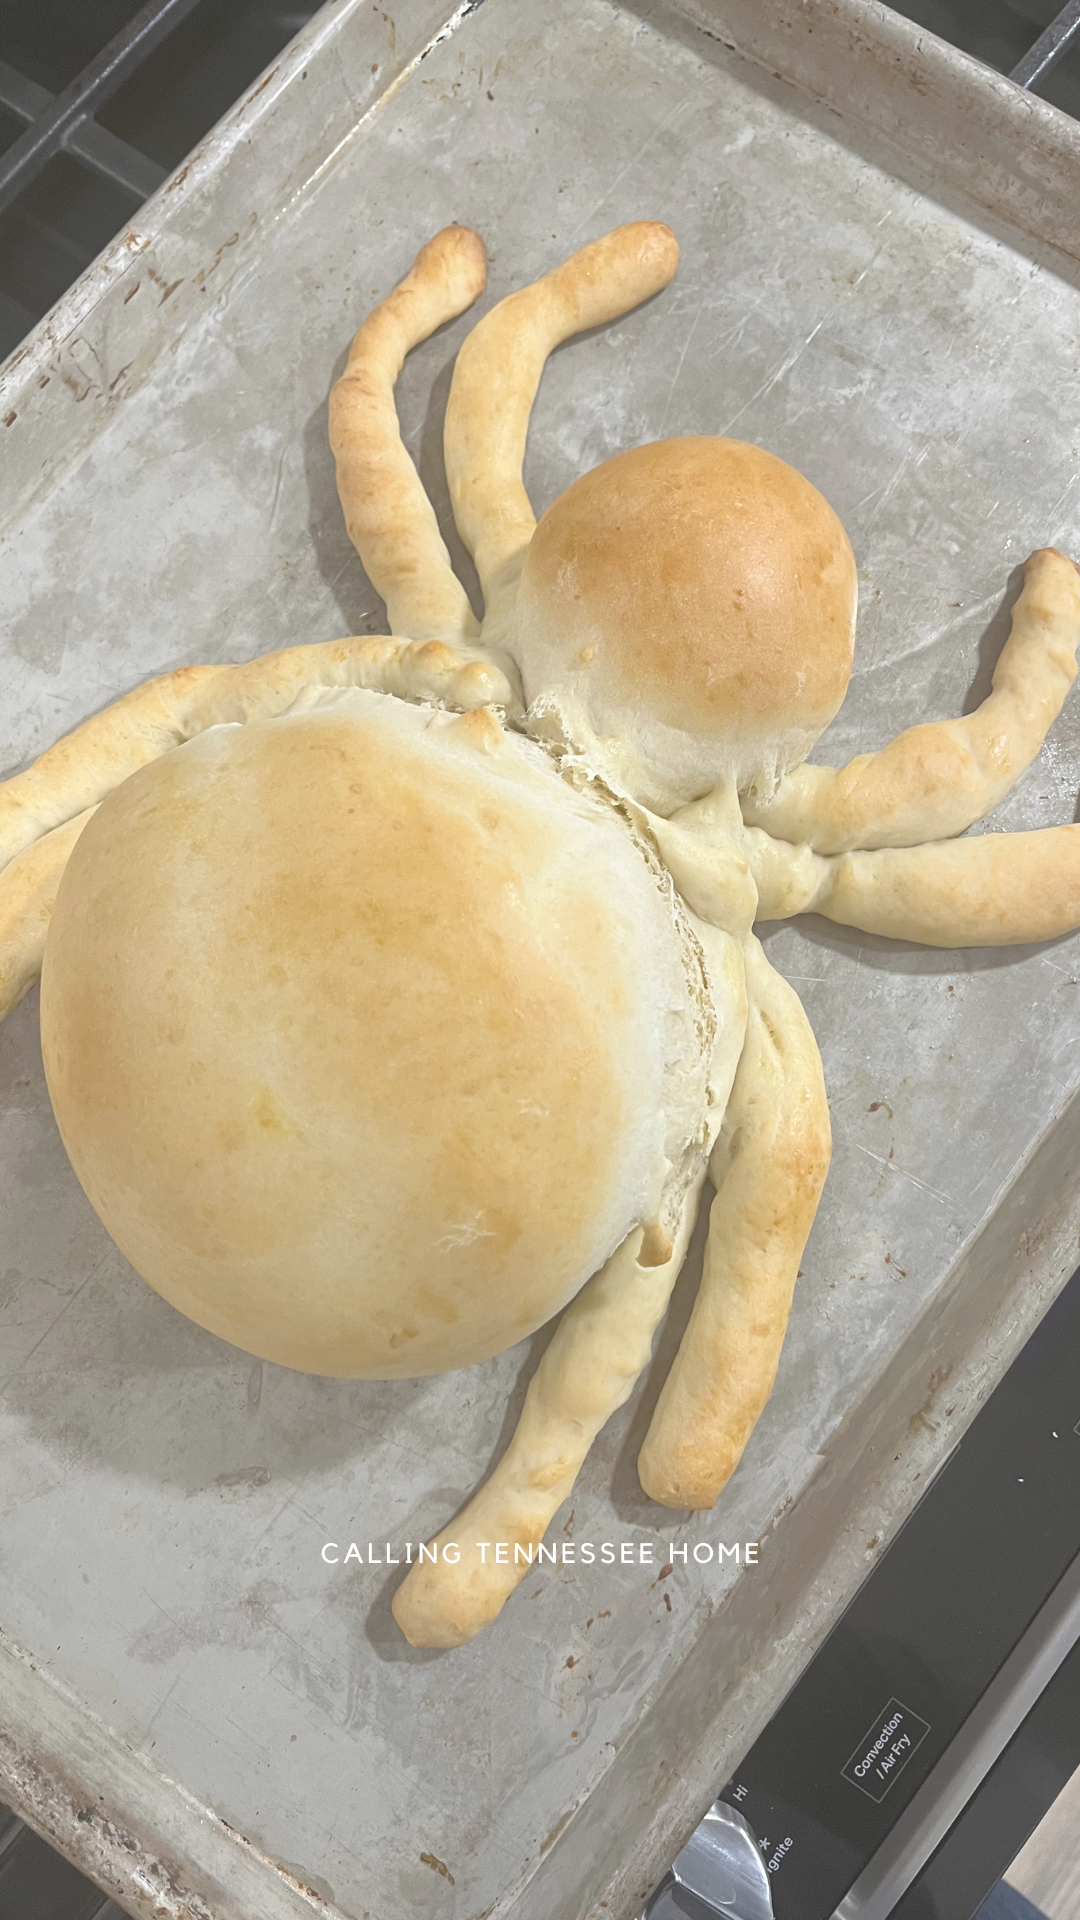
left=0, top=1, right=320, bottom=362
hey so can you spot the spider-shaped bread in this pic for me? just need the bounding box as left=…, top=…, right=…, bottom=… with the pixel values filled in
left=2, top=224, right=1079, bottom=1650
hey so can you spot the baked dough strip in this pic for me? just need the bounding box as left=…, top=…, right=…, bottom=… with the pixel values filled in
left=391, top=1210, right=702, bottom=1648
left=742, top=549, right=1080, bottom=853
left=0, top=809, right=97, bottom=1020
left=748, top=820, right=1080, bottom=947
left=392, top=920, right=748, bottom=1648
left=444, top=221, right=680, bottom=643
left=0, top=634, right=513, bottom=879
left=328, top=224, right=487, bottom=644
left=638, top=936, right=831, bottom=1509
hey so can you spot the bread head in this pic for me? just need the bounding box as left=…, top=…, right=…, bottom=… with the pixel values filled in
left=509, top=436, right=857, bottom=812
left=40, top=692, right=715, bottom=1377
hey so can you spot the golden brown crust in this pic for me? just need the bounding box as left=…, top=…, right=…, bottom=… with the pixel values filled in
left=329, top=225, right=487, bottom=642
left=510, top=437, right=857, bottom=809
left=742, top=548, right=1080, bottom=851
left=445, top=222, right=680, bottom=639
left=637, top=936, right=831, bottom=1509
left=40, top=696, right=711, bottom=1378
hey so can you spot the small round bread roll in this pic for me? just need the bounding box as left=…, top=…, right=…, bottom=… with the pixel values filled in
left=510, top=436, right=858, bottom=813
left=40, top=691, right=714, bottom=1377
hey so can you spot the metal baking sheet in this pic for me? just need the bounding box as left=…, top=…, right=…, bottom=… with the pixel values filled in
left=3, top=2, right=1080, bottom=1917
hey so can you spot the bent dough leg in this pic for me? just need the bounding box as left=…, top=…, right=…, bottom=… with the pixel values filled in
left=0, top=632, right=514, bottom=878
left=748, top=821, right=1080, bottom=948
left=742, top=549, right=1080, bottom=853
left=444, top=222, right=679, bottom=641
left=392, top=1197, right=702, bottom=1649
left=0, top=809, right=96, bottom=1021
left=818, top=825, right=1080, bottom=947
left=328, top=225, right=487, bottom=643
left=638, top=938, right=831, bottom=1510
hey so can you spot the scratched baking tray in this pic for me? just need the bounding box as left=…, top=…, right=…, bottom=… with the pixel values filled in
left=3, top=2, right=1080, bottom=1918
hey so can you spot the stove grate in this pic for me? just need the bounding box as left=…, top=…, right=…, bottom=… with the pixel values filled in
left=0, top=0, right=204, bottom=219
left=1009, top=0, right=1080, bottom=88
left=0, top=0, right=320, bottom=364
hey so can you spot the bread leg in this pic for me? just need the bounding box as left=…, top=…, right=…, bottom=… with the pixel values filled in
left=638, top=937, right=830, bottom=1510
left=0, top=809, right=96, bottom=1021
left=392, top=1199, right=703, bottom=1648
left=742, top=549, right=1080, bottom=853
left=443, top=222, right=679, bottom=644
left=751, top=821, right=1080, bottom=948
left=328, top=225, right=487, bottom=643
left=0, top=633, right=515, bottom=878
left=392, top=917, right=750, bottom=1646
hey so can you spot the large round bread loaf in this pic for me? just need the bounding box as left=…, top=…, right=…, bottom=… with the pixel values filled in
left=40, top=691, right=713, bottom=1376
